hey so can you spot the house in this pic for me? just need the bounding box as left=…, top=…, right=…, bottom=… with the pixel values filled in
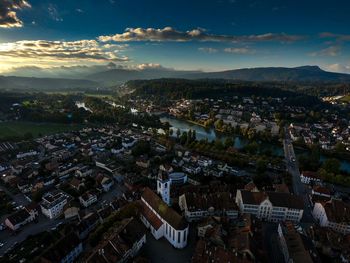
left=5, top=209, right=32, bottom=231
left=178, top=192, right=239, bottom=221
left=38, top=232, right=83, bottom=263
left=85, top=218, right=146, bottom=263
left=312, top=186, right=331, bottom=198
left=76, top=212, right=100, bottom=240
left=25, top=202, right=39, bottom=220
left=278, top=222, right=313, bottom=263
left=236, top=190, right=304, bottom=222
left=79, top=191, right=98, bottom=208
left=96, top=174, right=114, bottom=192
left=41, top=190, right=70, bottom=219
left=140, top=187, right=189, bottom=249
left=69, top=178, right=84, bottom=190
left=300, top=171, right=322, bottom=185
left=136, top=156, right=150, bottom=169
left=313, top=199, right=350, bottom=234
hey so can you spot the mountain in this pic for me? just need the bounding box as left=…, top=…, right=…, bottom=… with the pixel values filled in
left=86, top=68, right=201, bottom=85
left=86, top=65, right=350, bottom=84
left=0, top=76, right=99, bottom=91
left=181, top=66, right=350, bottom=82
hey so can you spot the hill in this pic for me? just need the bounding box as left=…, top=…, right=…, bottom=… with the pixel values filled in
left=0, top=76, right=100, bottom=91
left=181, top=66, right=350, bottom=82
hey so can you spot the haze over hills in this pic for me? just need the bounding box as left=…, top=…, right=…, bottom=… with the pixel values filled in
left=0, top=76, right=99, bottom=91
left=1, top=65, right=350, bottom=91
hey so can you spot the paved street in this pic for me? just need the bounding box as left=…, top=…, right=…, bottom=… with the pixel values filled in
left=0, top=215, right=67, bottom=255
left=283, top=128, right=314, bottom=223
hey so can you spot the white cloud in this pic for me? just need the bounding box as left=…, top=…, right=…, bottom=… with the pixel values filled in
left=224, top=47, right=255, bottom=54
left=198, top=47, right=218, bottom=53
left=309, top=45, right=341, bottom=57
left=99, top=27, right=304, bottom=43
left=0, top=40, right=129, bottom=63
left=324, top=63, right=350, bottom=74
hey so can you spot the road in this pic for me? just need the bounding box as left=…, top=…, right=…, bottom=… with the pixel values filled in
left=283, top=128, right=314, bottom=223
left=0, top=215, right=67, bottom=255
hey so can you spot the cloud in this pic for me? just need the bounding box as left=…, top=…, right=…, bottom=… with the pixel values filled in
left=48, top=4, right=63, bottom=22
left=309, top=45, right=341, bottom=57
left=224, top=47, right=255, bottom=54
left=135, top=63, right=164, bottom=70
left=320, top=32, right=350, bottom=42
left=0, top=0, right=31, bottom=28
left=99, top=27, right=304, bottom=43
left=324, top=63, right=350, bottom=74
left=0, top=40, right=129, bottom=63
left=198, top=47, right=218, bottom=53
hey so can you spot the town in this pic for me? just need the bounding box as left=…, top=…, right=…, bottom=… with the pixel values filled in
left=0, top=88, right=349, bottom=262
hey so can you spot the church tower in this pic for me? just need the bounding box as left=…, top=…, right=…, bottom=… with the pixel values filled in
left=157, top=172, right=171, bottom=205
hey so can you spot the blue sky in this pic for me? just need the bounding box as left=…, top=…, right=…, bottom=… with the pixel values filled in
left=0, top=0, right=350, bottom=74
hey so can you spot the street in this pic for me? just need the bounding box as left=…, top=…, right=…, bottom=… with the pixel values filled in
left=283, top=128, right=314, bottom=223
left=0, top=181, right=126, bottom=256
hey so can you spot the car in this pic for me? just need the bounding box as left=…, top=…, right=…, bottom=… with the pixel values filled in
left=0, top=243, right=4, bottom=248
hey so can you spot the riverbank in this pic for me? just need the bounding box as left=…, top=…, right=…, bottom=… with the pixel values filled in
left=160, top=115, right=350, bottom=173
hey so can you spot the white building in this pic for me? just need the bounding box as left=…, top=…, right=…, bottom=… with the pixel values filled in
left=300, top=171, right=322, bottom=185
left=41, top=190, right=69, bottom=219
left=79, top=192, right=98, bottom=208
left=312, top=199, right=350, bottom=234
left=236, top=190, right=304, bottom=223
left=140, top=187, right=189, bottom=249
left=157, top=172, right=187, bottom=205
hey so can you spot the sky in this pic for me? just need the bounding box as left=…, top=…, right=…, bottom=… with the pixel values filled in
left=0, top=0, right=350, bottom=76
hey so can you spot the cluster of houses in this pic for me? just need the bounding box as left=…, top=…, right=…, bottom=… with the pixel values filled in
left=289, top=122, right=350, bottom=151
left=168, top=97, right=281, bottom=136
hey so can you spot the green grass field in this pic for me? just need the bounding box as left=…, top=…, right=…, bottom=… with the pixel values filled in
left=340, top=95, right=350, bottom=103
left=0, top=121, right=85, bottom=139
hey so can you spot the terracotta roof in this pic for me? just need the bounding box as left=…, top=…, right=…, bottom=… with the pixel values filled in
left=140, top=202, right=163, bottom=230
left=312, top=185, right=331, bottom=196
left=183, top=192, right=238, bottom=212
left=323, top=199, right=350, bottom=223
left=240, top=190, right=304, bottom=210
left=142, top=187, right=188, bottom=230
left=301, top=171, right=320, bottom=179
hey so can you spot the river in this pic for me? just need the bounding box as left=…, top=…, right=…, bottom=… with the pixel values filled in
left=160, top=115, right=350, bottom=173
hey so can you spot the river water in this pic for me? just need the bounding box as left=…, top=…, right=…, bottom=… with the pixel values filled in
left=160, top=116, right=350, bottom=172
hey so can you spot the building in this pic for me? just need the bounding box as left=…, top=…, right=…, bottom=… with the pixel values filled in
left=313, top=199, right=350, bottom=234
left=38, top=232, right=83, bottom=263
left=178, top=191, right=239, bottom=221
left=157, top=172, right=187, bottom=205
left=300, top=171, right=322, bottom=185
left=41, top=190, right=70, bottom=219
left=85, top=218, right=146, bottom=263
left=278, top=222, right=313, bottom=263
left=140, top=187, right=189, bottom=249
left=236, top=190, right=304, bottom=222
left=79, top=191, right=98, bottom=208
left=5, top=209, right=32, bottom=231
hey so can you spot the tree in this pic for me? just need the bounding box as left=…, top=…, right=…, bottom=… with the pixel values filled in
left=180, top=131, right=187, bottom=145
left=322, top=158, right=341, bottom=174
left=224, top=137, right=234, bottom=149
left=176, top=128, right=181, bottom=138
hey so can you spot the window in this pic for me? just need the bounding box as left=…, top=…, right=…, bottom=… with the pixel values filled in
left=183, top=230, right=186, bottom=242
left=178, top=232, right=181, bottom=243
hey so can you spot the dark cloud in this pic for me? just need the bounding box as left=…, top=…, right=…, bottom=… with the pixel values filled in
left=0, top=0, right=31, bottom=28
left=99, top=27, right=304, bottom=43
